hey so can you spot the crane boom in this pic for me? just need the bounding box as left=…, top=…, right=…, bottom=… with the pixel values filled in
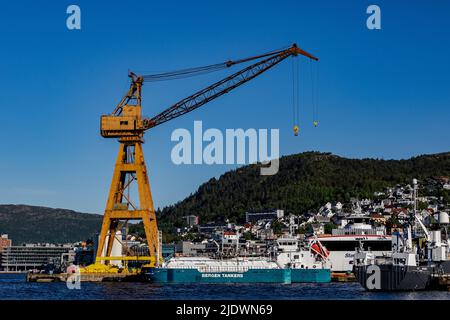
left=143, top=44, right=317, bottom=130
left=100, top=43, right=318, bottom=140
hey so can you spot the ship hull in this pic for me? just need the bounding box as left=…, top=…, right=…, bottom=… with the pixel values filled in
left=143, top=267, right=331, bottom=284
left=354, top=264, right=432, bottom=291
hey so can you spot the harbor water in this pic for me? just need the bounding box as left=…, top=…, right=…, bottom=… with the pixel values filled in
left=0, top=273, right=449, bottom=300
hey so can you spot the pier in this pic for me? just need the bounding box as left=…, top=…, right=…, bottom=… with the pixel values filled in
left=331, top=272, right=356, bottom=282
left=26, top=272, right=143, bottom=283
left=437, top=274, right=450, bottom=291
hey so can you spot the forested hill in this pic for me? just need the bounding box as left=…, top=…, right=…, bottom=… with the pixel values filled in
left=0, top=205, right=102, bottom=244
left=157, top=152, right=450, bottom=229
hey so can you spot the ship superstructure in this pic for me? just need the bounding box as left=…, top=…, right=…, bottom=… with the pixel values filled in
left=315, top=214, right=391, bottom=272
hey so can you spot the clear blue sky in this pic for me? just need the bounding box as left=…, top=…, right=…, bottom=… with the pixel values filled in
left=0, top=0, right=449, bottom=214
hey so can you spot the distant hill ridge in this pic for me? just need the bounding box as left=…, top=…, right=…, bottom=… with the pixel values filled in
left=0, top=205, right=102, bottom=244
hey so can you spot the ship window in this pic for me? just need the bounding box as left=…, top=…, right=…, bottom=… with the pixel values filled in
left=294, top=255, right=299, bottom=260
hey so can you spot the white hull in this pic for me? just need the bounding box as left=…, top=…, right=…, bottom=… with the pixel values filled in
left=317, top=235, right=392, bottom=272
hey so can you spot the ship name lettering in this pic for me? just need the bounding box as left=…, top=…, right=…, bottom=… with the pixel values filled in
left=202, top=273, right=221, bottom=277
left=222, top=273, right=244, bottom=278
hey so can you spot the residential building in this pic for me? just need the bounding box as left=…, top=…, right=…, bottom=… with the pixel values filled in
left=175, top=241, right=206, bottom=256
left=184, top=215, right=199, bottom=227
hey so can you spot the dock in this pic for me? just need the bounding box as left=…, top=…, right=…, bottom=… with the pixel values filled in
left=331, top=272, right=356, bottom=282
left=26, top=272, right=143, bottom=283
left=437, top=274, right=450, bottom=291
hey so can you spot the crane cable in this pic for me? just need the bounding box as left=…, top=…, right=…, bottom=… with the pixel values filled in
left=292, top=58, right=300, bottom=136
left=142, top=63, right=228, bottom=82
left=141, top=46, right=290, bottom=82
left=293, top=57, right=319, bottom=135
left=310, top=58, right=319, bottom=127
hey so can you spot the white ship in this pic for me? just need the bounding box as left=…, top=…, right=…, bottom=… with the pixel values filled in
left=314, top=214, right=391, bottom=272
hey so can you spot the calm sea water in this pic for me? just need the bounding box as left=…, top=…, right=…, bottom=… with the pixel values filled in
left=0, top=273, right=449, bottom=300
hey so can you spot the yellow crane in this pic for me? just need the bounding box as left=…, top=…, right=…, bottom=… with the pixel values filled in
left=95, top=43, right=318, bottom=268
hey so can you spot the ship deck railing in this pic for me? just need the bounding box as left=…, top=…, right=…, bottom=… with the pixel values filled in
left=168, top=265, right=264, bottom=273
left=197, top=266, right=251, bottom=273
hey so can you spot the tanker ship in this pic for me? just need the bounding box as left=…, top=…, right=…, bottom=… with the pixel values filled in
left=142, top=236, right=331, bottom=284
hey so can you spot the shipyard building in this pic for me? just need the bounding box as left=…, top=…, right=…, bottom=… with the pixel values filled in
left=0, top=244, right=73, bottom=272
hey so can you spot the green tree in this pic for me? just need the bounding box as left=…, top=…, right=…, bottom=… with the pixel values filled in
left=271, top=219, right=283, bottom=235
left=324, top=223, right=335, bottom=234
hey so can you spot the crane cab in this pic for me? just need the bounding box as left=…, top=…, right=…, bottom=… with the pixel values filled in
left=100, top=105, right=144, bottom=138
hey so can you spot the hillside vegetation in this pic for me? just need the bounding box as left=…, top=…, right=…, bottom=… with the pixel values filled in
left=0, top=205, right=102, bottom=244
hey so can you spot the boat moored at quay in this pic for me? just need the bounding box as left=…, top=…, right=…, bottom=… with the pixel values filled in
left=354, top=179, right=450, bottom=291
left=316, top=213, right=392, bottom=273
left=142, top=236, right=331, bottom=284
